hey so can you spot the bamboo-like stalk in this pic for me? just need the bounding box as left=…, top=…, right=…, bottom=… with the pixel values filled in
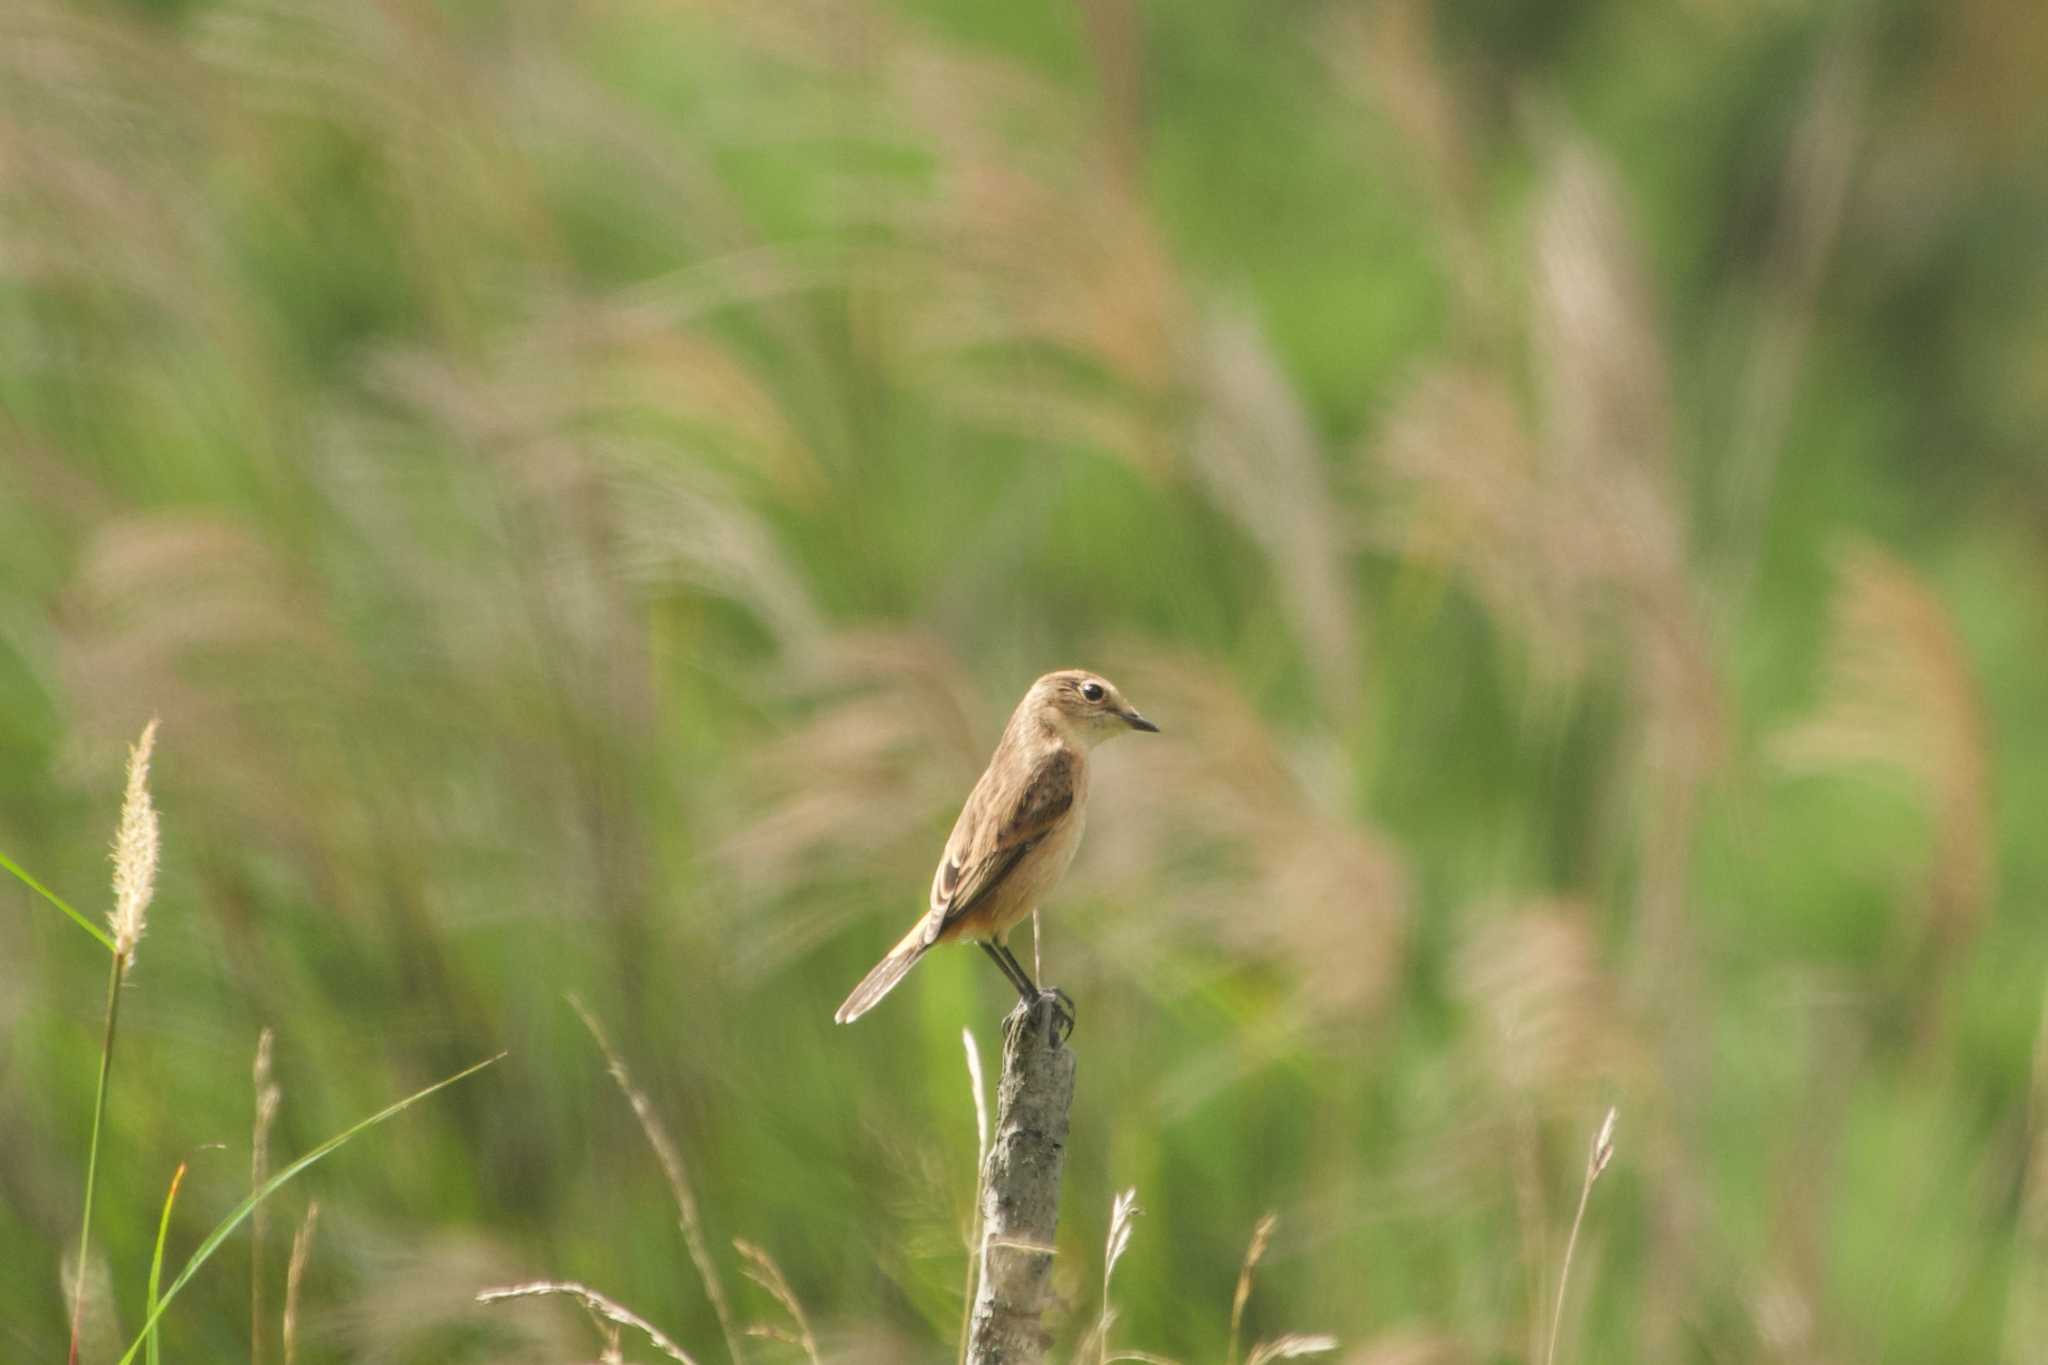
left=964, top=1001, right=1076, bottom=1365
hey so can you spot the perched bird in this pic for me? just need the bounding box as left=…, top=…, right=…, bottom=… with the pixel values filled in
left=834, top=669, right=1159, bottom=1032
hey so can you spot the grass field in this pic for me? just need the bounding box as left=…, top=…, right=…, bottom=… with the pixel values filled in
left=4, top=0, right=2048, bottom=1361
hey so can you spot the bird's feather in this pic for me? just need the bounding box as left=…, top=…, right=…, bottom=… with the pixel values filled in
left=923, top=747, right=1076, bottom=944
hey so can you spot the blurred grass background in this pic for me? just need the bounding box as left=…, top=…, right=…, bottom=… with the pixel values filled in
left=4, top=0, right=2048, bottom=1360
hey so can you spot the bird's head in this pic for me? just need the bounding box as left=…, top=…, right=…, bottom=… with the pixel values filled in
left=1028, top=670, right=1160, bottom=748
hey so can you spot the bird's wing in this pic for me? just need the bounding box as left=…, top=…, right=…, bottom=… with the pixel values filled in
left=922, top=747, right=1076, bottom=945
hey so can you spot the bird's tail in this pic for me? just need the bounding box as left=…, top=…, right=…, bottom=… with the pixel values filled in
left=834, top=923, right=932, bottom=1024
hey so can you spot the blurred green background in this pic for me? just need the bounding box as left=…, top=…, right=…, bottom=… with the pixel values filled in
left=4, top=0, right=2047, bottom=1361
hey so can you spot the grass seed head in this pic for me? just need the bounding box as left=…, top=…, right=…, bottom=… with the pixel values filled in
left=108, top=718, right=160, bottom=960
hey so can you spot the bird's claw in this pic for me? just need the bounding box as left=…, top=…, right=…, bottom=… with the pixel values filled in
left=1036, top=987, right=1075, bottom=1046
left=1002, top=986, right=1075, bottom=1047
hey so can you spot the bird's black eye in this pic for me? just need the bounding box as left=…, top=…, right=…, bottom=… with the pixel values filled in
left=1080, top=681, right=1104, bottom=703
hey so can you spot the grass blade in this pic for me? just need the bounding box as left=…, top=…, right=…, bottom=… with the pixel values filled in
left=113, top=1052, right=506, bottom=1365
left=146, top=1162, right=189, bottom=1365
left=0, top=847, right=116, bottom=952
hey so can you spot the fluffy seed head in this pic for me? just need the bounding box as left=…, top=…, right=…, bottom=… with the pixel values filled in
left=108, top=718, right=160, bottom=960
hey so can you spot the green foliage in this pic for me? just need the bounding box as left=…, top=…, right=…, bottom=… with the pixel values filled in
left=3, top=0, right=2046, bottom=1361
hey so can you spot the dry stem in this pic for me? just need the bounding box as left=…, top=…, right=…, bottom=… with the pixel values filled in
left=964, top=999, right=1076, bottom=1365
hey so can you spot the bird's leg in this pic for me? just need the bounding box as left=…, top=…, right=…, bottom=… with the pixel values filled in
left=980, top=941, right=1037, bottom=1002
left=995, top=941, right=1074, bottom=1043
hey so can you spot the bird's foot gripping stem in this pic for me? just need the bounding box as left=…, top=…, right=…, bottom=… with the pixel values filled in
left=1004, top=987, right=1073, bottom=1048
left=1036, top=986, right=1075, bottom=1046
left=985, top=940, right=1075, bottom=1046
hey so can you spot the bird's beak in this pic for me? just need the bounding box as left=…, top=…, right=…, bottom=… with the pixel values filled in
left=1122, top=709, right=1160, bottom=734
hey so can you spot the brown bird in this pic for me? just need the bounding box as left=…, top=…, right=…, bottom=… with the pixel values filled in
left=833, top=669, right=1159, bottom=1031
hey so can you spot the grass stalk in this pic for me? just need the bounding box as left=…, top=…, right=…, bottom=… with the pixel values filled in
left=1544, top=1108, right=1617, bottom=1365
left=734, top=1239, right=820, bottom=1365
left=1227, top=1214, right=1276, bottom=1365
left=282, top=1201, right=319, bottom=1365
left=252, top=1029, right=281, bottom=1365
left=69, top=949, right=129, bottom=1365
left=568, top=996, right=746, bottom=1365
left=957, top=1028, right=989, bottom=1365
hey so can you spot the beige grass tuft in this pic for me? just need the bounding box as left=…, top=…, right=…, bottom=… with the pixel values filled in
left=108, top=717, right=160, bottom=960
left=735, top=1239, right=821, bottom=1365
left=1245, top=1335, right=1338, bottom=1365
left=282, top=1201, right=320, bottom=1365
left=1228, top=1213, right=1278, bottom=1365
left=476, top=1280, right=700, bottom=1365
left=252, top=1027, right=282, bottom=1365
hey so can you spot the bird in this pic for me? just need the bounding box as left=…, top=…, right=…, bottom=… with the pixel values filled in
left=833, top=669, right=1159, bottom=1033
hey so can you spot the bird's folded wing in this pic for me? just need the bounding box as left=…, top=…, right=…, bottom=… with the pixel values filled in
left=922, top=747, right=1075, bottom=944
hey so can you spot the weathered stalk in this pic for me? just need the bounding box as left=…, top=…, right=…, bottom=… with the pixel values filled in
left=965, top=1002, right=1076, bottom=1365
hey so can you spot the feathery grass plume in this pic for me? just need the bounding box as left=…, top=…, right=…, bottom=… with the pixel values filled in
left=1776, top=544, right=1994, bottom=985
left=1092, top=1188, right=1141, bottom=1365
left=1524, top=127, right=1713, bottom=1356
left=282, top=1201, right=319, bottom=1365
left=1228, top=1214, right=1278, bottom=1365
left=1717, top=40, right=1864, bottom=612
left=1323, top=0, right=1492, bottom=326
left=59, top=515, right=347, bottom=866
left=0, top=3, right=218, bottom=326
left=1530, top=132, right=1673, bottom=496
left=1245, top=1336, right=1338, bottom=1365
left=606, top=452, right=826, bottom=661
left=735, top=1240, right=820, bottom=1365
left=109, top=718, right=160, bottom=960
left=957, top=1029, right=989, bottom=1365
left=476, top=1281, right=701, bottom=1365
left=569, top=996, right=746, bottom=1365
left=1088, top=650, right=1410, bottom=1045
left=1545, top=1108, right=1618, bottom=1365
left=1337, top=1330, right=1468, bottom=1364
left=721, top=632, right=983, bottom=978
left=1455, top=904, right=1621, bottom=1108
left=1454, top=905, right=1625, bottom=1362
left=72, top=717, right=162, bottom=1365
left=252, top=1027, right=282, bottom=1365
left=62, top=1250, right=121, bottom=1365
left=884, top=41, right=1182, bottom=471
left=1373, top=370, right=1590, bottom=679
left=338, top=1227, right=576, bottom=1364
left=1188, top=310, right=1362, bottom=716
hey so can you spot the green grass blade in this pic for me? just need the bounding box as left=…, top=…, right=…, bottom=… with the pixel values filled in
left=146, top=1163, right=189, bottom=1365
left=0, top=847, right=116, bottom=952
left=114, top=1052, right=505, bottom=1365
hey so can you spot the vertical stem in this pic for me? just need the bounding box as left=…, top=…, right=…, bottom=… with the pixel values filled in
left=70, top=951, right=127, bottom=1365
left=1545, top=1170, right=1595, bottom=1365
left=965, top=1002, right=1076, bottom=1365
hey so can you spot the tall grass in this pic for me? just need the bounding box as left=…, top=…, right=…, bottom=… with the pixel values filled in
left=67, top=720, right=157, bottom=1365
left=1, top=0, right=2043, bottom=1358
left=4, top=719, right=499, bottom=1361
